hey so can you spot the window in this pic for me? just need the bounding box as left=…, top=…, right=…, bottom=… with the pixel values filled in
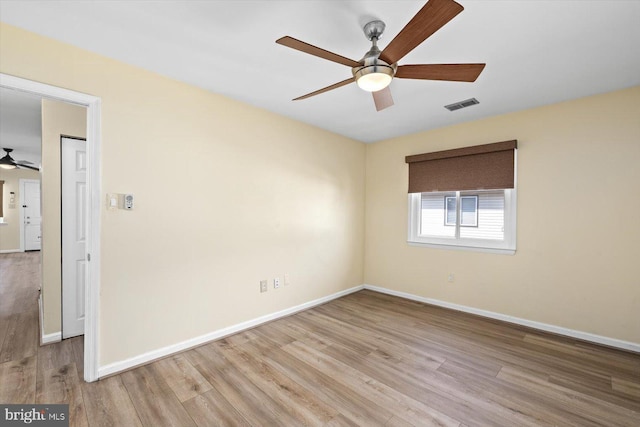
left=405, top=141, right=517, bottom=254
left=445, top=195, right=477, bottom=227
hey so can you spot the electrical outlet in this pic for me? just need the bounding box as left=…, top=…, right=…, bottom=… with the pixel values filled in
left=274, top=277, right=281, bottom=289
left=448, top=273, right=455, bottom=283
left=260, top=280, right=268, bottom=293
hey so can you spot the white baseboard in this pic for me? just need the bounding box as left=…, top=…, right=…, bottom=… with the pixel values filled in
left=0, top=249, right=21, bottom=254
left=43, top=332, right=62, bottom=344
left=364, top=284, right=640, bottom=353
left=39, top=295, right=61, bottom=345
left=98, top=285, right=365, bottom=378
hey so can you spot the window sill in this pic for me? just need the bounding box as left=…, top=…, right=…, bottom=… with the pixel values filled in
left=408, top=241, right=515, bottom=255
left=0, top=222, right=8, bottom=227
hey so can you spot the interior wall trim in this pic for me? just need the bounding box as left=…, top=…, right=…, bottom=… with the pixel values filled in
left=0, top=249, right=21, bottom=253
left=39, top=294, right=61, bottom=345
left=97, top=285, right=365, bottom=379
left=364, top=284, right=640, bottom=354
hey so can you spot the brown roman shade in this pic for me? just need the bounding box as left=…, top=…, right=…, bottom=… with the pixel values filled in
left=405, top=140, right=517, bottom=193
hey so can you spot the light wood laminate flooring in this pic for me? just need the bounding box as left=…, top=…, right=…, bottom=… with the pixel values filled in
left=1, top=252, right=639, bottom=426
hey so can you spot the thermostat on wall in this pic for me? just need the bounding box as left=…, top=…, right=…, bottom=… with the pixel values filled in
left=123, top=194, right=134, bottom=210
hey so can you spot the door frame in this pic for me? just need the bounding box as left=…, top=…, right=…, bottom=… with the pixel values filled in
left=1, top=73, right=101, bottom=383
left=19, top=178, right=42, bottom=252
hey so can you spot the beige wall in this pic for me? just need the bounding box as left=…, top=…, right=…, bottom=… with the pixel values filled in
left=3, top=20, right=636, bottom=370
left=365, top=86, right=640, bottom=344
left=41, top=99, right=87, bottom=335
left=1, top=23, right=366, bottom=365
left=0, top=168, right=40, bottom=251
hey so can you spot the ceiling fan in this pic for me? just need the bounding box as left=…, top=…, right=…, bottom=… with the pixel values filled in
left=0, top=148, right=40, bottom=171
left=276, top=0, right=485, bottom=111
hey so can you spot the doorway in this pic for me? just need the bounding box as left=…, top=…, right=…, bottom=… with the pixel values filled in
left=1, top=73, right=101, bottom=382
left=20, top=179, right=42, bottom=251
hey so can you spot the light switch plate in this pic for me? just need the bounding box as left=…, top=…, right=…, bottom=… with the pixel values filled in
left=107, top=194, right=118, bottom=210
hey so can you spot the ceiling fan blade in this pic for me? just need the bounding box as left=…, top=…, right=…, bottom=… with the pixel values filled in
left=379, top=0, right=464, bottom=65
left=16, top=163, right=40, bottom=171
left=372, top=87, right=394, bottom=111
left=276, top=36, right=360, bottom=68
left=396, top=63, right=486, bottom=82
left=293, top=78, right=355, bottom=101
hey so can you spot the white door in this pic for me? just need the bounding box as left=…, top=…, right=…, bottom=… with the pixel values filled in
left=62, top=137, right=87, bottom=338
left=22, top=180, right=42, bottom=251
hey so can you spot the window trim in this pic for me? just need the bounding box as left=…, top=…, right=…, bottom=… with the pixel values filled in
left=408, top=189, right=516, bottom=254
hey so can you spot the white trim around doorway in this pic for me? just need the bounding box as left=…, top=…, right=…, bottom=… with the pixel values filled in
left=0, top=73, right=102, bottom=382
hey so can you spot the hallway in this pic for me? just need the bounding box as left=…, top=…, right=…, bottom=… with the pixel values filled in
left=0, top=252, right=86, bottom=424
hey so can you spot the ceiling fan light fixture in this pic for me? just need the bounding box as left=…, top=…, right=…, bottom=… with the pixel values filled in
left=0, top=150, right=17, bottom=169
left=355, top=66, right=394, bottom=92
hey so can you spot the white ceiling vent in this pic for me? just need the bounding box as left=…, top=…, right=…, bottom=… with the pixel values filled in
left=444, top=98, right=479, bottom=111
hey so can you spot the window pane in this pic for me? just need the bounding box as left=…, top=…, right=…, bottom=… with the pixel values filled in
left=445, top=197, right=456, bottom=226
left=460, top=196, right=478, bottom=226
left=420, top=193, right=456, bottom=237
left=459, top=191, right=504, bottom=240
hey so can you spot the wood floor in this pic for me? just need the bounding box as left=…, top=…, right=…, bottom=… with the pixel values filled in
left=1, top=252, right=639, bottom=426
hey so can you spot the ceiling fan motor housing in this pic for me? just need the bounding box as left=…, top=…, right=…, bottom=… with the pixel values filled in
left=363, top=20, right=386, bottom=41
left=0, top=148, right=15, bottom=169
left=352, top=36, right=397, bottom=92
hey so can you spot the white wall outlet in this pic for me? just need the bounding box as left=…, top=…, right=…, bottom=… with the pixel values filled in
left=448, top=273, right=455, bottom=283
left=260, top=280, right=268, bottom=293
left=274, top=277, right=281, bottom=289
left=284, top=273, right=290, bottom=286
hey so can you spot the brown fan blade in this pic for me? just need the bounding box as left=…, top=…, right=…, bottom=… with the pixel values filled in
left=396, top=64, right=486, bottom=82
left=372, top=87, right=394, bottom=111
left=293, top=78, right=355, bottom=101
left=379, top=0, right=464, bottom=65
left=17, top=163, right=40, bottom=171
left=276, top=36, right=360, bottom=68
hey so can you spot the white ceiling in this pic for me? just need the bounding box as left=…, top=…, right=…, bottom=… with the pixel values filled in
left=0, top=87, right=42, bottom=165
left=1, top=0, right=639, bottom=143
